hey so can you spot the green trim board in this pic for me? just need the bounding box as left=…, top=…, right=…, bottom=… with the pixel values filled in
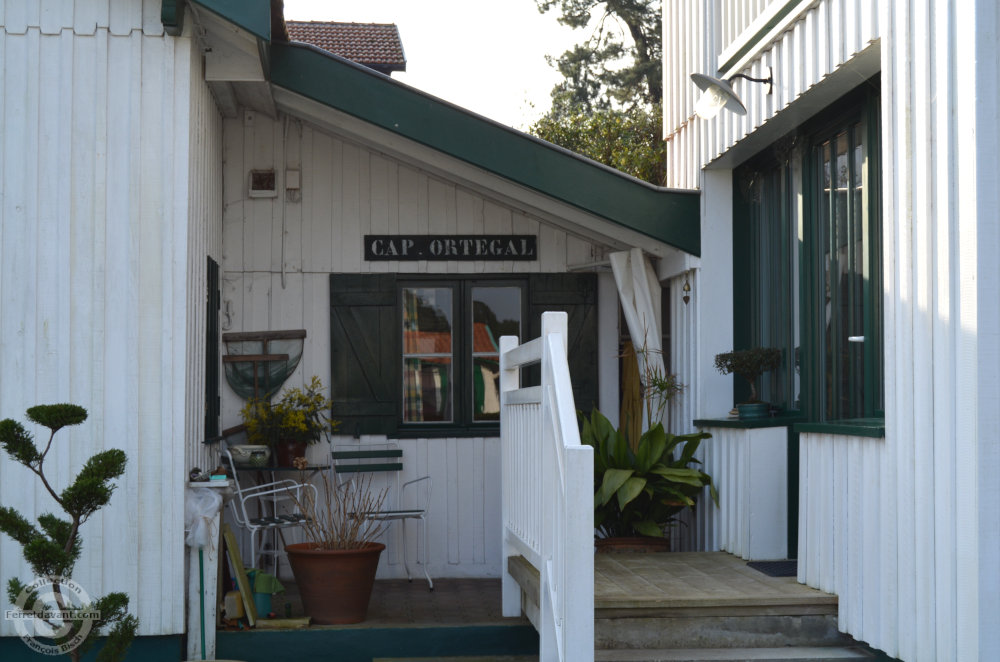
left=693, top=415, right=806, bottom=430
left=795, top=418, right=886, bottom=438
left=719, top=0, right=804, bottom=74
left=270, top=43, right=701, bottom=256
left=189, top=0, right=272, bottom=41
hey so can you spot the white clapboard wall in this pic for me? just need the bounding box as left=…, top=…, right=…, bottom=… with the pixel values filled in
left=219, top=112, right=615, bottom=578
left=0, top=2, right=223, bottom=637
left=663, top=1, right=1000, bottom=660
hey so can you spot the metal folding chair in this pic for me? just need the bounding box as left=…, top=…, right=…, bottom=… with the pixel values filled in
left=331, top=443, right=433, bottom=589
left=220, top=445, right=317, bottom=574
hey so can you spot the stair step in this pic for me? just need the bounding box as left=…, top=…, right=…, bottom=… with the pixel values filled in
left=595, top=611, right=851, bottom=649
left=594, top=646, right=876, bottom=662
left=374, top=657, right=538, bottom=662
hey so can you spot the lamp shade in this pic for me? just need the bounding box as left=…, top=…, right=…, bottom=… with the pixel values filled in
left=690, top=73, right=747, bottom=119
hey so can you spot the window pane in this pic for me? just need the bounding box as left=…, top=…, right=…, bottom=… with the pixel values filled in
left=471, top=286, right=521, bottom=422
left=402, top=287, right=453, bottom=423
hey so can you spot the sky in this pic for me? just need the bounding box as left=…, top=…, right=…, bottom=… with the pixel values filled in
left=281, top=0, right=586, bottom=129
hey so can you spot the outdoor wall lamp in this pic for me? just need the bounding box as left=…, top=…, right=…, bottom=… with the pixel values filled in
left=690, top=67, right=774, bottom=119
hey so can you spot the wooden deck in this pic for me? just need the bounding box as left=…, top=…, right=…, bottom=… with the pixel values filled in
left=595, top=552, right=837, bottom=612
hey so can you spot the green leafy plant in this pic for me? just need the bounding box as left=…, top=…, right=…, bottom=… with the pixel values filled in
left=0, top=404, right=138, bottom=662
left=713, top=348, right=782, bottom=404
left=241, top=376, right=339, bottom=447
left=580, top=408, right=718, bottom=539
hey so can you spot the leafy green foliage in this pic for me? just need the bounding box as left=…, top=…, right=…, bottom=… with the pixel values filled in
left=713, top=348, right=783, bottom=403
left=531, top=104, right=666, bottom=184
left=537, top=0, right=662, bottom=114
left=0, top=404, right=136, bottom=661
left=26, top=403, right=88, bottom=433
left=0, top=419, right=41, bottom=466
left=60, top=449, right=127, bottom=521
left=580, top=408, right=717, bottom=538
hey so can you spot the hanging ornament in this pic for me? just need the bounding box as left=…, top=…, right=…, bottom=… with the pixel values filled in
left=682, top=273, right=691, bottom=305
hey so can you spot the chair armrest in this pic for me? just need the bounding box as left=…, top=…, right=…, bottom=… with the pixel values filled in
left=399, top=475, right=431, bottom=511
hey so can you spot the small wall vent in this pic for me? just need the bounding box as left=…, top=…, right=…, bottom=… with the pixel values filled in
left=248, top=170, right=277, bottom=198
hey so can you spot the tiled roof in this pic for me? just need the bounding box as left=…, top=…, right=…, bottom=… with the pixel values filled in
left=286, top=21, right=406, bottom=74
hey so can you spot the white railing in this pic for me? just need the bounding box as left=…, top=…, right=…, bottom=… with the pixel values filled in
left=499, top=311, right=594, bottom=662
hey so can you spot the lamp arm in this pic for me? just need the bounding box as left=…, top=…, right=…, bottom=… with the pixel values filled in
left=728, top=67, right=774, bottom=95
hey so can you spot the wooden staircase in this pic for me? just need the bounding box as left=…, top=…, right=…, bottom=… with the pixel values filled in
left=510, top=552, right=877, bottom=662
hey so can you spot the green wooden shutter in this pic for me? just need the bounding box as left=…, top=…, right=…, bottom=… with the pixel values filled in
left=528, top=273, right=599, bottom=414
left=205, top=257, right=221, bottom=440
left=330, top=274, right=398, bottom=435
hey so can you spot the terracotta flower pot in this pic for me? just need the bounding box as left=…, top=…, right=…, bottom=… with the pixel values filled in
left=285, top=542, right=385, bottom=624
left=275, top=440, right=308, bottom=467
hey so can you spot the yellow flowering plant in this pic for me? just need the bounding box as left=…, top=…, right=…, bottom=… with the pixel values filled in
left=240, top=376, right=339, bottom=447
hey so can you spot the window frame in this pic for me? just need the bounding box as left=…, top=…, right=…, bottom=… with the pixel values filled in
left=732, top=79, right=883, bottom=424
left=396, top=275, right=528, bottom=437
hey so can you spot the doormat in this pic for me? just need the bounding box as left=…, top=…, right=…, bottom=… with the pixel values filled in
left=747, top=560, right=797, bottom=577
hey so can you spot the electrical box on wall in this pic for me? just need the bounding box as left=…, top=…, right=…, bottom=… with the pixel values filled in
left=248, top=170, right=277, bottom=198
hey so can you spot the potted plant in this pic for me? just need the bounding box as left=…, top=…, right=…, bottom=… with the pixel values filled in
left=240, top=376, right=338, bottom=466
left=713, top=347, right=782, bottom=419
left=580, top=408, right=718, bottom=549
left=284, top=459, right=390, bottom=624
left=0, top=404, right=138, bottom=661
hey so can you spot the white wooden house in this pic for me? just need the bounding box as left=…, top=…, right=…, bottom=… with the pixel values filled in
left=0, top=0, right=699, bottom=651
left=663, top=1, right=1000, bottom=660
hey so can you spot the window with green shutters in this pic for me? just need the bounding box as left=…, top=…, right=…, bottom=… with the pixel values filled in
left=330, top=272, right=597, bottom=437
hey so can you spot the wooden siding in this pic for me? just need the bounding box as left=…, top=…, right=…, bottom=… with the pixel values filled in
left=737, top=2, right=1000, bottom=660
left=184, top=43, right=225, bottom=475
left=663, top=0, right=880, bottom=189
left=0, top=8, right=211, bottom=636
left=220, top=112, right=612, bottom=578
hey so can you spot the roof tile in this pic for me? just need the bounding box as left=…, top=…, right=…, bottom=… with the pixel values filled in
left=286, top=21, right=406, bottom=74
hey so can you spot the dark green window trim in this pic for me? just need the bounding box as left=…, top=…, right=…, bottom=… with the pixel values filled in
left=732, top=79, right=883, bottom=428
left=397, top=276, right=527, bottom=437
left=331, top=272, right=597, bottom=439
left=794, top=418, right=885, bottom=439
left=693, top=415, right=806, bottom=430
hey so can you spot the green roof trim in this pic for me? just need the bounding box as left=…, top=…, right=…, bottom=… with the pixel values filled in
left=270, top=43, right=700, bottom=255
left=189, top=0, right=272, bottom=41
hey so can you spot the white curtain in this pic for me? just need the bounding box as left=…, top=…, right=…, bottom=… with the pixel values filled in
left=610, top=248, right=664, bottom=428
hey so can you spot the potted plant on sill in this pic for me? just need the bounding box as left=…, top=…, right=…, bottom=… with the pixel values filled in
left=284, top=459, right=390, bottom=624
left=713, top=347, right=782, bottom=420
left=580, top=408, right=718, bottom=550
left=240, top=376, right=337, bottom=466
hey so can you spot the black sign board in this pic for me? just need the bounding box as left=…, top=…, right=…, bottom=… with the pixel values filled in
left=364, top=235, right=538, bottom=261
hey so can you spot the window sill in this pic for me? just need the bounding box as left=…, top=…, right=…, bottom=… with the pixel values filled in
left=693, top=414, right=806, bottom=430
left=395, top=426, right=500, bottom=440
left=794, top=418, right=885, bottom=438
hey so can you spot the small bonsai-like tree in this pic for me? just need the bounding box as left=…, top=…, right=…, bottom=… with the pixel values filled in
left=713, top=348, right=783, bottom=404
left=0, top=404, right=137, bottom=662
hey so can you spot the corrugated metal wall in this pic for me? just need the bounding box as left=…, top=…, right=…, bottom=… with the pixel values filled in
left=0, top=1, right=210, bottom=637
left=220, top=112, right=612, bottom=578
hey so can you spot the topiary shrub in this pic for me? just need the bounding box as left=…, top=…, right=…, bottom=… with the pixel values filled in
left=0, top=404, right=137, bottom=661
left=713, top=348, right=782, bottom=403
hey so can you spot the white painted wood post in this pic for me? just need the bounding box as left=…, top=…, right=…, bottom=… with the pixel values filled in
left=499, top=334, right=521, bottom=618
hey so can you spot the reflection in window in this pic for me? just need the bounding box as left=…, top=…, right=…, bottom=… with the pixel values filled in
left=402, top=287, right=453, bottom=423
left=471, top=287, right=521, bottom=421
